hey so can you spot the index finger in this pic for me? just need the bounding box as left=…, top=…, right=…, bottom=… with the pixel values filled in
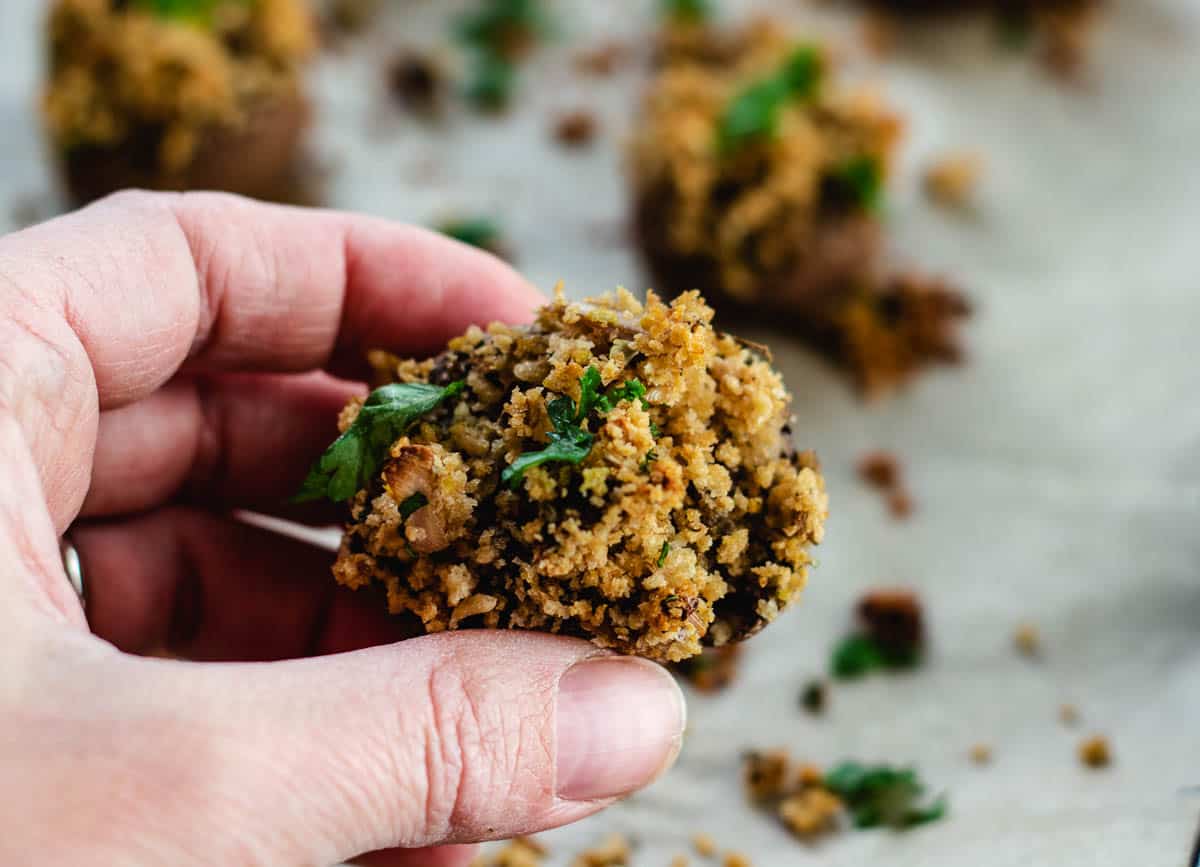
left=0, top=190, right=542, bottom=529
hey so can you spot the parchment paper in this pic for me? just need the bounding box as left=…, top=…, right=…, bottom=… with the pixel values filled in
left=2, top=0, right=1199, bottom=862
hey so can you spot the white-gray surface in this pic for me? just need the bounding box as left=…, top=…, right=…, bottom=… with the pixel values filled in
left=4, top=0, right=1200, bottom=863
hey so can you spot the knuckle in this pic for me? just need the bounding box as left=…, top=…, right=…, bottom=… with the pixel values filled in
left=419, top=648, right=532, bottom=839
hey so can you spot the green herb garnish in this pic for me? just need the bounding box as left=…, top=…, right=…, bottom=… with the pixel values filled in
left=823, top=762, right=947, bottom=829
left=399, top=492, right=429, bottom=518
left=437, top=216, right=504, bottom=252
left=831, top=632, right=919, bottom=679
left=131, top=0, right=238, bottom=26
left=463, top=51, right=516, bottom=110
left=661, top=0, right=712, bottom=23
left=658, top=541, right=671, bottom=567
left=502, top=367, right=654, bottom=489
left=823, top=155, right=884, bottom=212
left=501, top=393, right=594, bottom=489
left=641, top=448, right=659, bottom=471
left=455, top=0, right=549, bottom=110
left=716, top=45, right=822, bottom=155
left=293, top=381, right=465, bottom=503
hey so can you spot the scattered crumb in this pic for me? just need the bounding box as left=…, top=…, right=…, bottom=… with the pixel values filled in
left=858, top=451, right=900, bottom=489
left=670, top=856, right=689, bottom=867
left=1059, top=704, right=1080, bottom=726
left=388, top=51, right=444, bottom=114
left=861, top=11, right=897, bottom=56
left=797, top=763, right=825, bottom=788
left=575, top=41, right=630, bottom=76
left=1013, top=623, right=1041, bottom=657
left=1079, top=735, right=1111, bottom=769
left=924, top=152, right=985, bottom=210
left=572, top=833, right=631, bottom=867
left=472, top=836, right=547, bottom=867
left=692, top=832, right=717, bottom=858
left=887, top=489, right=915, bottom=520
left=779, top=787, right=844, bottom=839
left=743, top=749, right=793, bottom=802
left=723, top=853, right=752, bottom=867
left=674, top=645, right=742, bottom=693
left=325, top=0, right=380, bottom=35
left=858, top=589, right=924, bottom=660
left=969, top=743, right=993, bottom=765
left=800, top=679, right=827, bottom=715
left=555, top=110, right=599, bottom=147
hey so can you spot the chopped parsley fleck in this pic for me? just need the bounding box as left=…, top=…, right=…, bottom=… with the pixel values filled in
left=831, top=632, right=920, bottom=679
left=399, top=492, right=429, bottom=518
left=641, top=448, right=659, bottom=471
left=823, top=155, right=884, bottom=212
left=716, top=45, right=822, bottom=155
left=661, top=0, right=712, bottom=23
left=658, top=541, right=671, bottom=567
left=502, top=367, right=657, bottom=489
left=455, top=0, right=550, bottom=110
left=293, top=381, right=465, bottom=503
left=823, top=762, right=947, bottom=829
left=437, top=216, right=504, bottom=252
left=131, top=0, right=240, bottom=26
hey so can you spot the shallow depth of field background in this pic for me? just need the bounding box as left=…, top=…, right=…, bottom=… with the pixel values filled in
left=3, top=0, right=1200, bottom=864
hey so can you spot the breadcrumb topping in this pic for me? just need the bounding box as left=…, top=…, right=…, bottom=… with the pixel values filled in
left=333, top=289, right=827, bottom=661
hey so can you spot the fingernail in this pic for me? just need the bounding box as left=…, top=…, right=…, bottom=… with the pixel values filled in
left=555, top=656, right=686, bottom=801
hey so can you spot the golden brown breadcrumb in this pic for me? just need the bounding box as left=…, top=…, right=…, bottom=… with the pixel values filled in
left=43, top=0, right=313, bottom=174
left=632, top=20, right=970, bottom=396
left=924, top=152, right=985, bottom=210
left=332, top=289, right=827, bottom=662
left=1079, top=735, right=1111, bottom=768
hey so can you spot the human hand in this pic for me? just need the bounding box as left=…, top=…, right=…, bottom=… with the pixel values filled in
left=0, top=192, right=686, bottom=866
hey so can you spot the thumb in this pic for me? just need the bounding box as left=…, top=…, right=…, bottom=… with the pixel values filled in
left=162, top=632, right=686, bottom=864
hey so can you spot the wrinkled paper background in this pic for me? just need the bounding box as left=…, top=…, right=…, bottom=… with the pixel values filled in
left=2, top=0, right=1199, bottom=863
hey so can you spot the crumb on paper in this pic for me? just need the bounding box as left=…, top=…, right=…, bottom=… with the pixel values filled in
left=1059, top=703, right=1080, bottom=726
left=887, top=489, right=914, bottom=520
left=555, top=110, right=599, bottom=147
left=743, top=749, right=793, bottom=802
left=924, top=152, right=985, bottom=210
left=858, top=451, right=900, bottom=490
left=779, top=787, right=843, bottom=839
left=1014, top=622, right=1041, bottom=657
left=693, top=832, right=717, bottom=857
left=969, top=743, right=993, bottom=765
left=674, top=644, right=743, bottom=693
left=572, top=833, right=631, bottom=867
left=472, top=836, right=547, bottom=867
left=858, top=589, right=924, bottom=659
left=670, top=856, right=689, bottom=867
left=723, top=853, right=752, bottom=867
left=575, top=41, right=630, bottom=75
left=1079, top=735, right=1111, bottom=769
left=800, top=679, right=827, bottom=715
left=861, top=11, right=897, bottom=56
left=389, top=51, right=444, bottom=113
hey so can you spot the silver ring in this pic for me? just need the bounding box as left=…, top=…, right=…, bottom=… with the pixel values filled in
left=59, top=535, right=86, bottom=604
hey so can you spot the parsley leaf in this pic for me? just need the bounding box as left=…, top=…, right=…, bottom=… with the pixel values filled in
left=823, top=762, right=947, bottom=830
left=131, top=0, right=240, bottom=26
left=661, top=0, right=712, bottom=23
left=576, top=366, right=605, bottom=421
left=463, top=52, right=516, bottom=110
left=658, top=541, right=671, bottom=567
left=294, top=381, right=465, bottom=503
left=437, top=216, right=504, bottom=251
left=717, top=45, right=822, bottom=155
left=831, top=632, right=919, bottom=679
left=455, top=0, right=549, bottom=110
left=501, top=395, right=593, bottom=488
left=502, top=368, right=655, bottom=489
left=823, top=155, right=884, bottom=212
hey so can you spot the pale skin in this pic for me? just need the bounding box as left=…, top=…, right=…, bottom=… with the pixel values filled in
left=0, top=191, right=685, bottom=866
